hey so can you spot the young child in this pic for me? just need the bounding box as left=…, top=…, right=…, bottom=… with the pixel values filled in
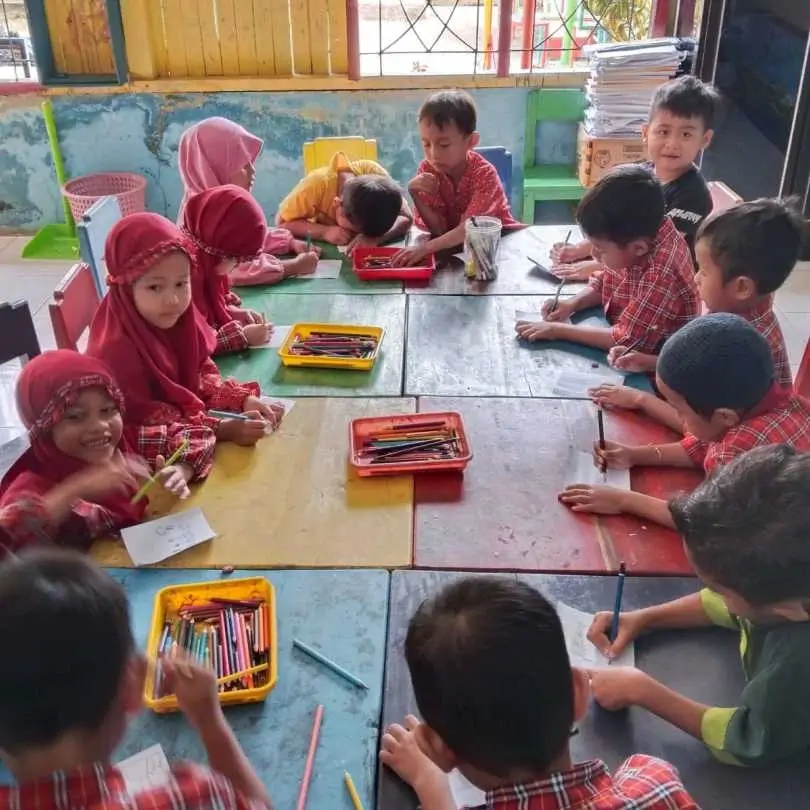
left=182, top=185, right=273, bottom=354
left=178, top=116, right=319, bottom=283
left=380, top=576, right=697, bottom=810
left=0, top=352, right=187, bottom=556
left=276, top=152, right=412, bottom=251
left=393, top=90, right=521, bottom=268
left=588, top=445, right=810, bottom=766
left=591, top=198, right=801, bottom=427
left=0, top=549, right=272, bottom=809
left=553, top=76, right=716, bottom=281
left=86, top=213, right=284, bottom=486
left=516, top=165, right=698, bottom=356
left=559, top=313, right=810, bottom=528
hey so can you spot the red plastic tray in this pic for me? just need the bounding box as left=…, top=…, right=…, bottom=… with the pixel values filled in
left=349, top=411, right=472, bottom=477
left=352, top=246, right=435, bottom=282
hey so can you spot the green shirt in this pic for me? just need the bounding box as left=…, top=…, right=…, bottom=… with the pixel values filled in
left=699, top=588, right=810, bottom=766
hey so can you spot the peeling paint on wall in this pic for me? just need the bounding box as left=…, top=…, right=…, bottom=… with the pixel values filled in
left=0, top=88, right=532, bottom=232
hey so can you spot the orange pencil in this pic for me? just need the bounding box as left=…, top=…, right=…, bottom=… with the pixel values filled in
left=296, top=704, right=324, bottom=810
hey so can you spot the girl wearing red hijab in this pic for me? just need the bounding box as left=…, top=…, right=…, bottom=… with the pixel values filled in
left=86, top=213, right=283, bottom=485
left=0, top=351, right=189, bottom=556
left=178, top=117, right=320, bottom=285
left=182, top=184, right=274, bottom=354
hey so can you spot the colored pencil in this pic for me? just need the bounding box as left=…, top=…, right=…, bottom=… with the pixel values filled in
left=564, top=229, right=572, bottom=244
left=550, top=278, right=565, bottom=313
left=208, top=409, right=251, bottom=421
left=131, top=439, right=189, bottom=503
left=609, top=562, right=627, bottom=647
left=293, top=638, right=368, bottom=690
left=344, top=772, right=364, bottom=810
left=295, top=705, right=324, bottom=810
left=618, top=324, right=659, bottom=356
left=217, top=662, right=269, bottom=686
left=597, top=407, right=607, bottom=481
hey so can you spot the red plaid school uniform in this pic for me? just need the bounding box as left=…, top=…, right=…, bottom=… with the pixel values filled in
left=413, top=151, right=521, bottom=233
left=745, top=300, right=792, bottom=388
left=0, top=761, right=265, bottom=810
left=471, top=756, right=696, bottom=810
left=589, top=218, right=698, bottom=354
left=214, top=320, right=249, bottom=355
left=681, top=394, right=810, bottom=473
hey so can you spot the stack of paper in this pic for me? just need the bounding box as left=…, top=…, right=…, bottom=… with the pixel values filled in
left=583, top=39, right=685, bottom=138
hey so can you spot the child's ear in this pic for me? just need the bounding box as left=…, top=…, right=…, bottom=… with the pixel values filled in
left=711, top=407, right=741, bottom=432
left=641, top=123, right=649, bottom=144
left=571, top=667, right=591, bottom=723
left=729, top=275, right=757, bottom=302
left=418, top=724, right=459, bottom=773
left=470, top=131, right=481, bottom=149
left=701, top=129, right=715, bottom=151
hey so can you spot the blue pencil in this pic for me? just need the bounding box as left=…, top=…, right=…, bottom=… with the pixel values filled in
left=208, top=409, right=250, bottom=421
left=610, top=562, right=627, bottom=643
left=293, top=638, right=368, bottom=690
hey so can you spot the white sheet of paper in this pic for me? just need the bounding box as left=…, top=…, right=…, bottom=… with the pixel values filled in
left=449, top=769, right=486, bottom=808
left=556, top=601, right=635, bottom=669
left=313, top=259, right=342, bottom=279
left=117, top=744, right=171, bottom=793
left=261, top=396, right=296, bottom=415
left=515, top=309, right=543, bottom=323
left=551, top=368, right=624, bottom=398
left=268, top=325, right=291, bottom=349
left=121, top=508, right=215, bottom=567
left=567, top=448, right=631, bottom=491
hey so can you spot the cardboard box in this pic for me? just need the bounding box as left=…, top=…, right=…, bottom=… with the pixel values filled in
left=577, top=125, right=647, bottom=188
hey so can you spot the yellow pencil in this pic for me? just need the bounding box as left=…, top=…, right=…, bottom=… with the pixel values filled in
left=217, top=662, right=269, bottom=686
left=131, top=439, right=189, bottom=504
left=344, top=772, right=364, bottom=810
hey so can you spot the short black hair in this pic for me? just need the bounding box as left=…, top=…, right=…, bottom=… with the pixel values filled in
left=657, top=313, right=774, bottom=417
left=696, top=198, right=803, bottom=294
left=341, top=174, right=403, bottom=238
left=0, top=550, right=133, bottom=754
left=418, top=90, right=477, bottom=136
left=577, top=165, right=665, bottom=245
left=650, top=75, right=718, bottom=131
left=405, top=577, right=573, bottom=776
left=670, top=445, right=810, bottom=606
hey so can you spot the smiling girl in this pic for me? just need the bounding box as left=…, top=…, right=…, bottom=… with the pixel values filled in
left=86, top=213, right=284, bottom=488
left=0, top=351, right=187, bottom=555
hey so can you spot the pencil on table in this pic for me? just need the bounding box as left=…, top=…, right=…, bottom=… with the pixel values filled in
left=295, top=705, right=324, bottom=810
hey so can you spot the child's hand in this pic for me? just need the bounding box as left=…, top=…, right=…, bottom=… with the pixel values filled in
left=408, top=173, right=439, bottom=197
left=540, top=298, right=574, bottom=322
left=243, top=395, right=283, bottom=429
left=284, top=252, right=319, bottom=276
left=550, top=241, right=589, bottom=264
left=589, top=384, right=643, bottom=412
left=244, top=322, right=272, bottom=347
left=155, top=456, right=192, bottom=500
left=392, top=246, right=429, bottom=268
left=558, top=483, right=628, bottom=515
left=587, top=609, right=649, bottom=659
left=323, top=226, right=353, bottom=245
left=217, top=416, right=267, bottom=446
left=161, top=650, right=222, bottom=730
left=515, top=320, right=559, bottom=342
left=593, top=439, right=636, bottom=470
left=380, top=715, right=445, bottom=792
left=229, top=307, right=252, bottom=326
left=345, top=233, right=380, bottom=256
left=70, top=455, right=139, bottom=501
left=551, top=259, right=601, bottom=282
left=608, top=346, right=657, bottom=373
left=590, top=667, right=653, bottom=712
left=291, top=238, right=322, bottom=257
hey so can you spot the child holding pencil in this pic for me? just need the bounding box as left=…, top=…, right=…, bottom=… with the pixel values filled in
left=86, top=213, right=285, bottom=486
left=0, top=549, right=273, bottom=810
left=0, top=351, right=187, bottom=557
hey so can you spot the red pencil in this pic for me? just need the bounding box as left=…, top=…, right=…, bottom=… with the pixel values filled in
left=296, top=704, right=324, bottom=810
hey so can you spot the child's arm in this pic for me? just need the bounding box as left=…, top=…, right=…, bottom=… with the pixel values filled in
left=381, top=198, right=415, bottom=243
left=516, top=284, right=606, bottom=345
left=590, top=386, right=684, bottom=434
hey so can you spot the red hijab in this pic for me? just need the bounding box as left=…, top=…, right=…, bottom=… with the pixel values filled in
left=86, top=213, right=217, bottom=424
left=181, top=185, right=268, bottom=330
left=0, top=351, right=146, bottom=525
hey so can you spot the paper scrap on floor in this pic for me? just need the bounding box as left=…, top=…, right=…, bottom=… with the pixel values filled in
left=566, top=448, right=631, bottom=491
left=449, top=769, right=486, bottom=809
left=556, top=601, right=635, bottom=669
left=117, top=744, right=171, bottom=793
left=515, top=309, right=544, bottom=324
left=551, top=368, right=624, bottom=398
left=121, top=507, right=215, bottom=567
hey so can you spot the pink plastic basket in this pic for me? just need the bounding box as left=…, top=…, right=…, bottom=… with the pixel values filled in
left=62, top=172, right=147, bottom=221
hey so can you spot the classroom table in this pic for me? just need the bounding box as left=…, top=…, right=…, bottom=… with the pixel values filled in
left=91, top=398, right=415, bottom=569
left=405, top=297, right=651, bottom=398
left=115, top=568, right=388, bottom=810
left=406, top=225, right=588, bottom=296
left=378, top=571, right=810, bottom=810
left=216, top=294, right=406, bottom=397
left=413, top=396, right=702, bottom=574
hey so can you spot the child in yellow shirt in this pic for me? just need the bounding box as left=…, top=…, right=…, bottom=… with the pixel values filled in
left=277, top=151, right=413, bottom=251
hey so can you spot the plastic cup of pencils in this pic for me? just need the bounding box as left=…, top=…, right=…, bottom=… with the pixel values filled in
left=464, top=217, right=501, bottom=281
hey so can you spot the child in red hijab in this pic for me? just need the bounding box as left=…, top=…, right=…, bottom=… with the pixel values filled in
left=182, top=184, right=273, bottom=354
left=0, top=351, right=189, bottom=556
left=178, top=117, right=320, bottom=285
left=86, top=213, right=283, bottom=486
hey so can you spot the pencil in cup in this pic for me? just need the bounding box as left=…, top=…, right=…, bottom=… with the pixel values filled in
left=131, top=438, right=189, bottom=504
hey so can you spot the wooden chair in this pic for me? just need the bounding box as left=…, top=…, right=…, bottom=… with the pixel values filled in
left=708, top=180, right=743, bottom=213
left=0, top=300, right=40, bottom=365
left=302, top=136, right=378, bottom=174
left=48, top=262, right=101, bottom=351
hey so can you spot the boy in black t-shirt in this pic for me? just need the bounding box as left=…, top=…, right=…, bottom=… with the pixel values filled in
left=553, top=76, right=718, bottom=278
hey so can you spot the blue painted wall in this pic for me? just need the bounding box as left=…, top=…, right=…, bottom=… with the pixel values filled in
left=0, top=88, right=532, bottom=231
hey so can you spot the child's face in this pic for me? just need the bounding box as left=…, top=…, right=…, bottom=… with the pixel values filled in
left=51, top=386, right=122, bottom=464
left=588, top=236, right=649, bottom=272
left=695, top=237, right=756, bottom=314
left=642, top=111, right=712, bottom=176
left=132, top=251, right=192, bottom=330
left=333, top=197, right=358, bottom=233
left=656, top=376, right=739, bottom=442
left=229, top=162, right=255, bottom=192
left=419, top=118, right=478, bottom=176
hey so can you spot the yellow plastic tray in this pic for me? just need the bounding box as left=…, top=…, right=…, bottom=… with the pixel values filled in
left=143, top=576, right=278, bottom=714
left=277, top=322, right=385, bottom=371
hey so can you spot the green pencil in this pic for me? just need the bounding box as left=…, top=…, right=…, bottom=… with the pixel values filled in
left=130, top=439, right=189, bottom=504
